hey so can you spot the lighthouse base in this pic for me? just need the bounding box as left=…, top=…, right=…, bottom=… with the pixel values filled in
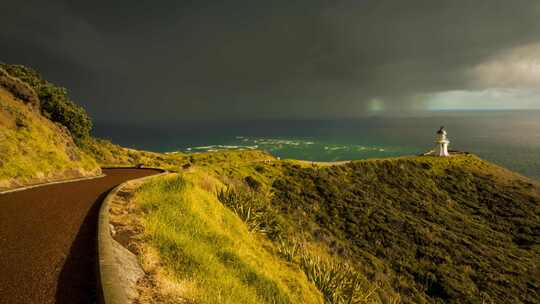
left=434, top=142, right=450, bottom=157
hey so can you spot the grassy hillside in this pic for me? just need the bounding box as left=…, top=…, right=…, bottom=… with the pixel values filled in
left=0, top=62, right=185, bottom=188
left=0, top=86, right=100, bottom=190
left=130, top=153, right=539, bottom=303
left=131, top=172, right=324, bottom=304
left=215, top=155, right=540, bottom=303
left=0, top=63, right=92, bottom=139
left=79, top=137, right=186, bottom=170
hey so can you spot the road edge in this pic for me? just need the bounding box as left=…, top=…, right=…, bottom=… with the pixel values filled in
left=97, top=169, right=169, bottom=304
left=0, top=174, right=106, bottom=195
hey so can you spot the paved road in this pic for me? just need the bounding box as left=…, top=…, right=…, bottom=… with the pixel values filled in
left=0, top=168, right=160, bottom=304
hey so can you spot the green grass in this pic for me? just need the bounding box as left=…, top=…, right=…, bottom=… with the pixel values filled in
left=217, top=185, right=283, bottom=238
left=169, top=153, right=538, bottom=303
left=134, top=172, right=323, bottom=304
left=0, top=87, right=100, bottom=189
left=79, top=137, right=186, bottom=170
left=215, top=175, right=389, bottom=304
left=1, top=63, right=92, bottom=139
left=261, top=155, right=540, bottom=304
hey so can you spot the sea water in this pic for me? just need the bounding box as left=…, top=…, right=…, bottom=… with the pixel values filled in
left=94, top=110, right=540, bottom=180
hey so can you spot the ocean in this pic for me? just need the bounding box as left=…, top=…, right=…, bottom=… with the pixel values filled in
left=94, top=110, right=540, bottom=180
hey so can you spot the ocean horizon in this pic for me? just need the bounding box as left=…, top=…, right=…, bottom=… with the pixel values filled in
left=94, top=110, right=540, bottom=180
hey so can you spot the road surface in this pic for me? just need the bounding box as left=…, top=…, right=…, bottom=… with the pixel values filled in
left=0, top=168, right=160, bottom=304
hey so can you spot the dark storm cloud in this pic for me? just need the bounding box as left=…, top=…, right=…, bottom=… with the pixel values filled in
left=1, top=0, right=540, bottom=121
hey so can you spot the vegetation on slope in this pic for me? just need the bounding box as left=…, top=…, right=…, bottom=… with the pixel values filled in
left=131, top=172, right=324, bottom=304
left=217, top=185, right=389, bottom=303
left=0, top=67, right=39, bottom=109
left=77, top=139, right=274, bottom=172
left=0, top=62, right=186, bottom=189
left=128, top=152, right=397, bottom=303
left=212, top=155, right=539, bottom=304
left=0, top=86, right=100, bottom=189
left=129, top=151, right=539, bottom=303
left=79, top=137, right=186, bottom=170
left=0, top=63, right=92, bottom=139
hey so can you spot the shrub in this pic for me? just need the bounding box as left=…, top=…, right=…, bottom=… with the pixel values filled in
left=0, top=63, right=92, bottom=139
left=217, top=183, right=382, bottom=304
left=244, top=175, right=262, bottom=190
left=276, top=236, right=381, bottom=304
left=276, top=237, right=300, bottom=262
left=299, top=251, right=379, bottom=304
left=217, top=186, right=282, bottom=238
left=38, top=84, right=92, bottom=139
left=0, top=67, right=39, bottom=108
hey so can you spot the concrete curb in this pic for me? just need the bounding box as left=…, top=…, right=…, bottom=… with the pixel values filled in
left=0, top=174, right=106, bottom=195
left=97, top=169, right=169, bottom=304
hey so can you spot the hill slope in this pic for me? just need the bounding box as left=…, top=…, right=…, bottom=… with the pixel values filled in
left=0, top=76, right=100, bottom=190
left=205, top=155, right=539, bottom=304
left=129, top=153, right=540, bottom=303
left=0, top=62, right=186, bottom=189
left=127, top=172, right=324, bottom=304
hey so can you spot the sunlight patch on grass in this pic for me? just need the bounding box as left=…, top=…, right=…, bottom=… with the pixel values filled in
left=134, top=172, right=323, bottom=304
left=0, top=88, right=100, bottom=188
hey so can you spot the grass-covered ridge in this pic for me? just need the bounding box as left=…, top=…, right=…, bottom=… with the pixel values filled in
left=131, top=153, right=539, bottom=303
left=223, top=155, right=539, bottom=303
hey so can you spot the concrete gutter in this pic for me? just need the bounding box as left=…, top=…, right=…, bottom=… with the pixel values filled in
left=97, top=169, right=169, bottom=304
left=0, top=174, right=106, bottom=195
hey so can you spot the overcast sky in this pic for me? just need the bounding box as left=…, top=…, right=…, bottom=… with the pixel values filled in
left=1, top=0, right=540, bottom=122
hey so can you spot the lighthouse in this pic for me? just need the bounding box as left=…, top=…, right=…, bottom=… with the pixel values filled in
left=434, top=126, right=450, bottom=157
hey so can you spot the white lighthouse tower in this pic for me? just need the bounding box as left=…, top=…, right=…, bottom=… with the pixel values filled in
left=434, top=126, right=450, bottom=157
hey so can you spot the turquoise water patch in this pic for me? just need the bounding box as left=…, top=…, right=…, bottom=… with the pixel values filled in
left=181, top=137, right=417, bottom=162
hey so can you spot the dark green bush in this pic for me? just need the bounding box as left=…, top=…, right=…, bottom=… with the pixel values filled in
left=38, top=84, right=92, bottom=139
left=0, top=63, right=92, bottom=139
left=0, top=67, right=39, bottom=107
left=244, top=175, right=262, bottom=190
left=268, top=159, right=540, bottom=304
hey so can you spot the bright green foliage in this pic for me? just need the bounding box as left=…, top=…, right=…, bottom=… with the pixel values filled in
left=217, top=186, right=283, bottom=238
left=0, top=63, right=92, bottom=139
left=134, top=173, right=324, bottom=304
left=0, top=87, right=100, bottom=189
left=194, top=153, right=538, bottom=303
left=217, top=182, right=386, bottom=304
left=117, top=147, right=538, bottom=303
left=298, top=252, right=379, bottom=304
left=79, top=137, right=186, bottom=170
